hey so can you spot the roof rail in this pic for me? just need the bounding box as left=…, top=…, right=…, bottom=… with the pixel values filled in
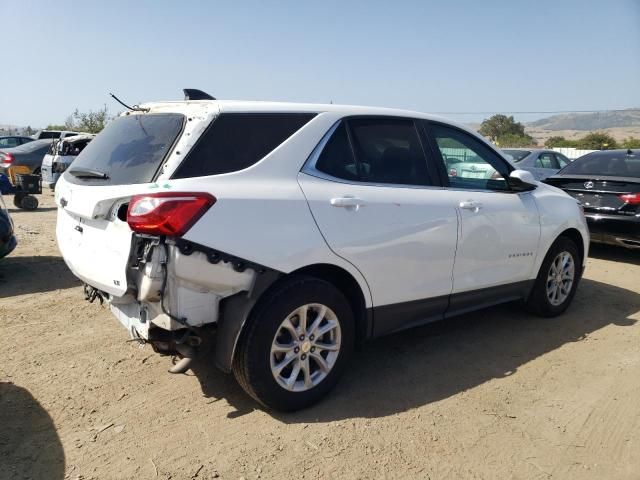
left=183, top=89, right=216, bottom=101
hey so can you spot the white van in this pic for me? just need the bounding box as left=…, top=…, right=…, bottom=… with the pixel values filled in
left=32, top=130, right=82, bottom=140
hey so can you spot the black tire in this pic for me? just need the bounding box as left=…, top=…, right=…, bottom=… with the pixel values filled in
left=13, top=193, right=25, bottom=209
left=233, top=275, right=354, bottom=411
left=526, top=236, right=581, bottom=317
left=20, top=195, right=39, bottom=210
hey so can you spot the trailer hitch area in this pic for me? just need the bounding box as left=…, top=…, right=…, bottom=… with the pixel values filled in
left=83, top=284, right=105, bottom=305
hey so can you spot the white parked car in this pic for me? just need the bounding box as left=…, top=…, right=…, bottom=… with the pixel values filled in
left=42, top=134, right=95, bottom=188
left=55, top=91, right=589, bottom=411
left=32, top=130, right=82, bottom=140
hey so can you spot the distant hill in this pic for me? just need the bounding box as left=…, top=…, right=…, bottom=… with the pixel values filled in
left=528, top=109, right=640, bottom=131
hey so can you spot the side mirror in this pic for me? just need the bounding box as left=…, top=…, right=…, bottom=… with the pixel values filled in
left=508, top=169, right=537, bottom=192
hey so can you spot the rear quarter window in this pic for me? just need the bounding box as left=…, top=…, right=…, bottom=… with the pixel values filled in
left=172, top=113, right=316, bottom=178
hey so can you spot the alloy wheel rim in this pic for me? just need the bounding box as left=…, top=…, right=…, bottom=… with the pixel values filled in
left=270, top=303, right=341, bottom=392
left=546, top=251, right=575, bottom=306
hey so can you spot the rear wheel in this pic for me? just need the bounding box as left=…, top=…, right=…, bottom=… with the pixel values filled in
left=526, top=236, right=581, bottom=317
left=233, top=275, right=354, bottom=411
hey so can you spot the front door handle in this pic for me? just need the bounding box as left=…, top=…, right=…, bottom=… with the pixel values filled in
left=459, top=200, right=483, bottom=212
left=330, top=196, right=366, bottom=209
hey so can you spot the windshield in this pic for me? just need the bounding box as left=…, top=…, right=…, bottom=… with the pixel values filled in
left=64, top=113, right=184, bottom=185
left=502, top=150, right=531, bottom=162
left=560, top=151, right=640, bottom=177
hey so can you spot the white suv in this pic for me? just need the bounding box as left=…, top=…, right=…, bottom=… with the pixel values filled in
left=55, top=91, right=589, bottom=411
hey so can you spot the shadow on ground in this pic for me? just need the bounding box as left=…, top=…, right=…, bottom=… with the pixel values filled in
left=0, top=256, right=80, bottom=297
left=589, top=243, right=640, bottom=266
left=0, top=382, right=65, bottom=480
left=192, top=278, right=638, bottom=420
left=7, top=207, right=58, bottom=214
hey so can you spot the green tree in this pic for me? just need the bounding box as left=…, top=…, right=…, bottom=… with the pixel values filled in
left=24, top=125, right=34, bottom=135
left=64, top=114, right=75, bottom=130
left=479, top=114, right=526, bottom=141
left=575, top=132, right=618, bottom=150
left=67, top=105, right=111, bottom=133
left=46, top=124, right=67, bottom=131
left=622, top=137, right=640, bottom=149
left=545, top=136, right=575, bottom=148
left=495, top=133, right=536, bottom=147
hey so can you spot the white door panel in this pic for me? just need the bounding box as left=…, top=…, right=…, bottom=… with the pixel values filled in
left=448, top=190, right=540, bottom=292
left=426, top=121, right=542, bottom=294
left=298, top=173, right=458, bottom=307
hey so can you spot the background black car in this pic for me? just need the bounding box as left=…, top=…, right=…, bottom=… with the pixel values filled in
left=0, top=194, right=17, bottom=259
left=544, top=149, right=640, bottom=249
left=0, top=139, right=53, bottom=175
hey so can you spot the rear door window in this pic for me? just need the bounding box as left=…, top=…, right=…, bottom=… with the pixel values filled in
left=172, top=113, right=316, bottom=178
left=315, top=123, right=358, bottom=181
left=64, top=113, right=184, bottom=185
left=348, top=118, right=430, bottom=186
left=313, top=117, right=431, bottom=186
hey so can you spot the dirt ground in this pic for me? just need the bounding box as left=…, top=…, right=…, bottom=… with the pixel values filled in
left=1, top=193, right=640, bottom=480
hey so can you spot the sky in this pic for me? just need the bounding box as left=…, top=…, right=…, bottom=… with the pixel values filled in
left=1, top=0, right=639, bottom=127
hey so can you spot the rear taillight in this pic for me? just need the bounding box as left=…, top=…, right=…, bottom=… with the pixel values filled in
left=619, top=193, right=640, bottom=205
left=0, top=153, right=15, bottom=168
left=449, top=168, right=457, bottom=177
left=127, top=192, right=216, bottom=237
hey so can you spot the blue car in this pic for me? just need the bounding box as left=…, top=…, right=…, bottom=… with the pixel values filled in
left=0, top=193, right=17, bottom=259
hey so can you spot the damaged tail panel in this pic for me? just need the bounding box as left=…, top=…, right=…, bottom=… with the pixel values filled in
left=110, top=236, right=262, bottom=340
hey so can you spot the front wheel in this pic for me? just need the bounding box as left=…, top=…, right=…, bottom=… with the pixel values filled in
left=526, top=236, right=581, bottom=317
left=233, top=276, right=354, bottom=411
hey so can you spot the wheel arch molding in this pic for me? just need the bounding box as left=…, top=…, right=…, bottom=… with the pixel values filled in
left=215, top=263, right=370, bottom=373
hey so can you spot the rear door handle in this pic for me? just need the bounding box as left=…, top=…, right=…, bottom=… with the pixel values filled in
left=459, top=200, right=483, bottom=212
left=330, top=196, right=366, bottom=209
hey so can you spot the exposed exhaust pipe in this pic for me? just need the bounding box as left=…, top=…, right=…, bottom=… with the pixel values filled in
left=168, top=343, right=196, bottom=374
left=167, top=334, right=201, bottom=374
